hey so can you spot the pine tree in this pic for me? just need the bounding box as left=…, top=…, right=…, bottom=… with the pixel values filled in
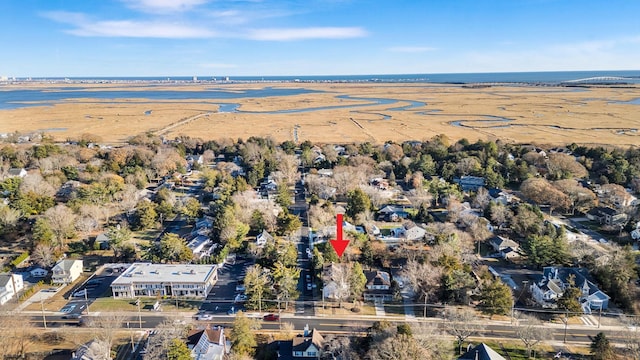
left=231, top=311, right=257, bottom=356
left=591, top=332, right=615, bottom=360
left=478, top=280, right=512, bottom=315
left=166, top=339, right=191, bottom=360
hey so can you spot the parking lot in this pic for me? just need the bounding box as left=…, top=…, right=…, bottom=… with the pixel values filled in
left=59, top=264, right=127, bottom=315
left=198, top=255, right=253, bottom=315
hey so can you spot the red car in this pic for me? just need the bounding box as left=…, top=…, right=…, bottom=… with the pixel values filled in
left=263, top=313, right=280, bottom=321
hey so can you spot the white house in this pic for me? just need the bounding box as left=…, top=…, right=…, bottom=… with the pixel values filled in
left=530, top=267, right=610, bottom=313
left=187, top=326, right=228, bottom=360
left=6, top=168, right=27, bottom=178
left=489, top=236, right=521, bottom=259
left=51, top=259, right=83, bottom=285
left=363, top=270, right=393, bottom=302
left=30, top=267, right=48, bottom=278
left=256, top=230, right=274, bottom=247
left=291, top=325, right=324, bottom=359
left=0, top=273, right=24, bottom=305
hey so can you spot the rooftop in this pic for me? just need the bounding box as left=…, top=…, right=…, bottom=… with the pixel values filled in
left=111, top=263, right=217, bottom=285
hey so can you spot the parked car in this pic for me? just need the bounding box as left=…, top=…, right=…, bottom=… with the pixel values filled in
left=234, top=294, right=247, bottom=303
left=306, top=282, right=312, bottom=291
left=263, top=313, right=280, bottom=321
left=227, top=307, right=237, bottom=315
left=235, top=284, right=246, bottom=292
left=72, top=289, right=87, bottom=297
left=305, top=274, right=311, bottom=282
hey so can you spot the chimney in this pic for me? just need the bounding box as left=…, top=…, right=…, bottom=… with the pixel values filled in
left=303, top=324, right=309, bottom=337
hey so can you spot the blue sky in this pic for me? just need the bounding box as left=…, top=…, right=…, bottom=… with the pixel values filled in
left=1, top=0, right=639, bottom=77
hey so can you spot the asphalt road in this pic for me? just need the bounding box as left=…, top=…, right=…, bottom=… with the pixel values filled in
left=28, top=313, right=626, bottom=345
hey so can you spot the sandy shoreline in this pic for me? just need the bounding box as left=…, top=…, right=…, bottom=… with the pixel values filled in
left=0, top=82, right=639, bottom=146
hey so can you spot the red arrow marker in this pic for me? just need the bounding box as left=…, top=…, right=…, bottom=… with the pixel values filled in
left=330, top=213, right=349, bottom=257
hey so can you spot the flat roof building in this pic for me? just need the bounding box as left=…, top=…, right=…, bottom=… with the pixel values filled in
left=110, top=263, right=218, bottom=299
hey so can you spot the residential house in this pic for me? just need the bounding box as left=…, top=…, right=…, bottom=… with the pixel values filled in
left=51, top=259, right=83, bottom=285
left=271, top=325, right=324, bottom=360
left=488, top=188, right=515, bottom=206
left=489, top=236, right=521, bottom=259
left=187, top=326, right=229, bottom=360
left=530, top=266, right=610, bottom=313
left=256, top=230, right=274, bottom=247
left=187, top=235, right=213, bottom=259
left=6, top=168, right=27, bottom=178
left=95, top=233, right=111, bottom=250
left=363, top=270, right=393, bottom=302
left=377, top=205, right=409, bottom=222
left=458, top=343, right=506, bottom=360
left=316, top=169, right=333, bottom=178
left=0, top=273, right=23, bottom=305
left=110, top=263, right=218, bottom=299
left=30, top=267, right=48, bottom=278
left=72, top=340, right=109, bottom=360
left=586, top=207, right=628, bottom=226
left=453, top=176, right=486, bottom=192
left=186, top=154, right=204, bottom=168
left=403, top=223, right=427, bottom=241
left=292, top=326, right=324, bottom=358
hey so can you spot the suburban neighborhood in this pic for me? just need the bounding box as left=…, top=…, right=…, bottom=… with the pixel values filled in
left=0, top=133, right=639, bottom=360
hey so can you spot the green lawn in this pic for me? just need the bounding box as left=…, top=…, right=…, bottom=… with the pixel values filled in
left=90, top=297, right=201, bottom=312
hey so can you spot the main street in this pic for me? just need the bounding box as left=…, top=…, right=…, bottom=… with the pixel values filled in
left=25, top=312, right=630, bottom=346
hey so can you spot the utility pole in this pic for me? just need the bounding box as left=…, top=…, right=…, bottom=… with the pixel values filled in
left=127, top=322, right=134, bottom=351
left=563, top=310, right=568, bottom=343
left=40, top=298, right=47, bottom=329
left=136, top=298, right=142, bottom=328
left=84, top=290, right=90, bottom=315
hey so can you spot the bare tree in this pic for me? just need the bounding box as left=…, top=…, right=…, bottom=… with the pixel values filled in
left=31, top=243, right=55, bottom=267
left=514, top=316, right=548, bottom=357
left=322, top=335, right=358, bottom=360
left=19, top=172, right=56, bottom=196
left=143, top=320, right=187, bottom=360
left=323, top=263, right=352, bottom=308
left=280, top=322, right=296, bottom=340
left=619, top=315, right=640, bottom=360
left=44, top=204, right=77, bottom=249
left=401, top=260, right=443, bottom=317
left=0, top=311, right=35, bottom=359
left=0, top=204, right=21, bottom=229
left=445, top=308, right=485, bottom=354
left=411, top=322, right=452, bottom=360
left=367, top=334, right=428, bottom=360
left=472, top=187, right=491, bottom=210
left=89, top=312, right=128, bottom=359
left=276, top=150, right=300, bottom=185
left=490, top=203, right=513, bottom=229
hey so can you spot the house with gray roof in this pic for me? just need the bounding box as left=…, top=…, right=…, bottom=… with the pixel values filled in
left=458, top=343, right=506, bottom=360
left=530, top=266, right=609, bottom=313
left=0, top=273, right=23, bottom=305
left=52, top=259, right=83, bottom=284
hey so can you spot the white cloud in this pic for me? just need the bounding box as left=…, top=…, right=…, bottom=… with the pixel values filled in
left=388, top=46, right=436, bottom=53
left=68, top=20, right=216, bottom=38
left=121, top=0, right=209, bottom=13
left=249, top=27, right=367, bottom=41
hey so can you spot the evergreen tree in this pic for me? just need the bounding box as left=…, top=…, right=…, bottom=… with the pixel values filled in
left=349, top=262, right=367, bottom=300
left=167, top=339, right=191, bottom=360
left=346, top=188, right=371, bottom=220
left=591, top=332, right=615, bottom=360
left=478, top=280, right=512, bottom=315
left=231, top=311, right=257, bottom=356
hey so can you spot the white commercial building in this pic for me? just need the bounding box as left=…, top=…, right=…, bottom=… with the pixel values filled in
left=110, top=263, right=218, bottom=299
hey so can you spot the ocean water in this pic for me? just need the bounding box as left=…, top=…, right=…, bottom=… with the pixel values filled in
left=8, top=70, right=640, bottom=84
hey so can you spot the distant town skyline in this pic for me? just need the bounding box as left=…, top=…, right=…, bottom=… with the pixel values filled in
left=1, top=0, right=639, bottom=77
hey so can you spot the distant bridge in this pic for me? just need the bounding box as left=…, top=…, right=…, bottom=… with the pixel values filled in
left=563, top=76, right=634, bottom=83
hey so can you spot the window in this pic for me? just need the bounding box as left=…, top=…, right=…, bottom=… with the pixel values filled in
left=307, top=351, right=316, bottom=356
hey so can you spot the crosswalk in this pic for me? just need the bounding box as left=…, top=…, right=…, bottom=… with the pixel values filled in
left=581, top=315, right=598, bottom=326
